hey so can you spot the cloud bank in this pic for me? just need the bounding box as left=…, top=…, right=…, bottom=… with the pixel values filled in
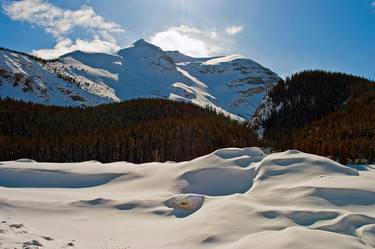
left=2, top=0, right=125, bottom=58
left=150, top=25, right=244, bottom=57
left=150, top=25, right=223, bottom=57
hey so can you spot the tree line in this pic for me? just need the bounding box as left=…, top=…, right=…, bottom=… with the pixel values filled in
left=0, top=98, right=261, bottom=163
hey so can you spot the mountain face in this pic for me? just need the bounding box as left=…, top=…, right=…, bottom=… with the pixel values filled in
left=0, top=40, right=280, bottom=120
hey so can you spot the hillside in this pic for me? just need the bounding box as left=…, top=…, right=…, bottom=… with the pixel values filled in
left=250, top=70, right=375, bottom=163
left=0, top=40, right=281, bottom=121
left=0, top=98, right=260, bottom=163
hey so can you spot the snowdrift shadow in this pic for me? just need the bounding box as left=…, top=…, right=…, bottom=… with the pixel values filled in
left=261, top=210, right=339, bottom=226
left=180, top=167, right=254, bottom=196
left=72, top=198, right=139, bottom=211
left=315, top=214, right=375, bottom=236
left=72, top=198, right=114, bottom=207
left=212, top=147, right=265, bottom=160
left=314, top=188, right=375, bottom=206
left=286, top=211, right=339, bottom=226
left=0, top=168, right=123, bottom=188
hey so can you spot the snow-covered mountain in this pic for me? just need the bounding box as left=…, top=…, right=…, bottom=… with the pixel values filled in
left=0, top=49, right=114, bottom=106
left=0, top=40, right=280, bottom=120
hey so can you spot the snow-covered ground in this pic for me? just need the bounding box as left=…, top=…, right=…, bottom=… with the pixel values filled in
left=0, top=148, right=374, bottom=249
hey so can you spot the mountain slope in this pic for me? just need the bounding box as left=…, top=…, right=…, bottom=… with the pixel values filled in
left=0, top=40, right=280, bottom=120
left=0, top=48, right=113, bottom=106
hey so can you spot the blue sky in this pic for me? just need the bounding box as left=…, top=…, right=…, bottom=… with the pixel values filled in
left=0, top=0, right=374, bottom=79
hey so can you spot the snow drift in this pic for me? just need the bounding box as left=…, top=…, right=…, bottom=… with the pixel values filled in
left=0, top=148, right=374, bottom=248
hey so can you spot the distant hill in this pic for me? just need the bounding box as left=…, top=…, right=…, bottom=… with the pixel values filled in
left=250, top=70, right=375, bottom=163
left=0, top=98, right=261, bottom=163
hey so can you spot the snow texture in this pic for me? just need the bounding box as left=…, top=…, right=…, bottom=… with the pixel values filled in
left=0, top=148, right=374, bottom=249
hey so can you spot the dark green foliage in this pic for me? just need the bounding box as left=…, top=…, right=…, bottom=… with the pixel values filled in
left=0, top=98, right=260, bottom=163
left=263, top=70, right=375, bottom=163
left=277, top=92, right=375, bottom=164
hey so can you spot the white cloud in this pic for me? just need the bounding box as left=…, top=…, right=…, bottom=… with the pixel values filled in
left=32, top=37, right=121, bottom=59
left=150, top=25, right=244, bottom=57
left=150, top=25, right=224, bottom=57
left=225, top=25, right=243, bottom=36
left=2, top=0, right=125, bottom=59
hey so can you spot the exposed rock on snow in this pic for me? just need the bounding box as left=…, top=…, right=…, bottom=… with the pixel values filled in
left=0, top=148, right=374, bottom=248
left=165, top=194, right=205, bottom=218
left=357, top=224, right=375, bottom=247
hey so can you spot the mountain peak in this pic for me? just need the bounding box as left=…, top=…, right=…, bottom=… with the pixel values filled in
left=117, top=39, right=163, bottom=57
left=132, top=39, right=159, bottom=49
